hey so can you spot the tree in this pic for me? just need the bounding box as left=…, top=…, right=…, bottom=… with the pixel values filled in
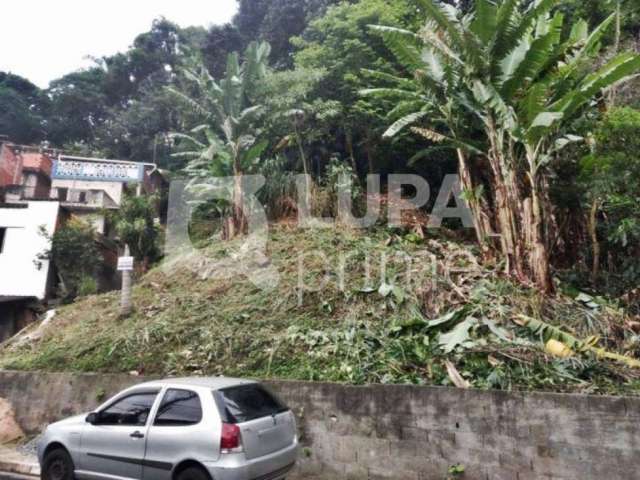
left=234, top=0, right=337, bottom=68
left=45, top=18, right=204, bottom=157
left=293, top=0, right=419, bottom=174
left=168, top=42, right=272, bottom=237
left=112, top=194, right=161, bottom=270
left=580, top=107, right=640, bottom=287
left=93, top=84, right=183, bottom=168
left=41, top=219, right=101, bottom=301
left=365, top=0, right=640, bottom=292
left=0, top=73, right=46, bottom=144
left=202, top=24, right=245, bottom=78
left=259, top=68, right=337, bottom=178
left=100, top=18, right=186, bottom=106
left=46, top=68, right=109, bottom=146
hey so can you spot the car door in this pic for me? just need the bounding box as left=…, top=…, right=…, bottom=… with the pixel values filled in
left=143, top=388, right=209, bottom=480
left=78, top=389, right=159, bottom=480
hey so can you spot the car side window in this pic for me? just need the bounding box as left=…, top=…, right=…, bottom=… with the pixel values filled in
left=97, top=392, right=158, bottom=427
left=153, top=389, right=203, bottom=427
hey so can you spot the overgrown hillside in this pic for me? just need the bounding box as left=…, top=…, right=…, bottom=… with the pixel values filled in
left=2, top=225, right=640, bottom=396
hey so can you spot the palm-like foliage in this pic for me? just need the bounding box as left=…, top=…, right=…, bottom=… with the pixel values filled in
left=168, top=42, right=271, bottom=235
left=364, top=0, right=640, bottom=291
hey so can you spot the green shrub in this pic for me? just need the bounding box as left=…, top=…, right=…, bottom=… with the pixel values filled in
left=112, top=194, right=161, bottom=267
left=40, top=219, right=102, bottom=302
left=78, top=276, right=98, bottom=297
left=580, top=107, right=640, bottom=300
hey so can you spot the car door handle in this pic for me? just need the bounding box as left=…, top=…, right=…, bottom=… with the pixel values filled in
left=130, top=431, right=144, bottom=439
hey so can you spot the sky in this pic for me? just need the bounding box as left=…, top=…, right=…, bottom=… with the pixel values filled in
left=0, top=0, right=238, bottom=88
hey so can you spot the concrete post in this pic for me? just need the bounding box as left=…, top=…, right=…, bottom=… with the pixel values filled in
left=120, top=244, right=133, bottom=317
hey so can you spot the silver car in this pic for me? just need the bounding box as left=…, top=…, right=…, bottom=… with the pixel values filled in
left=37, top=377, right=298, bottom=480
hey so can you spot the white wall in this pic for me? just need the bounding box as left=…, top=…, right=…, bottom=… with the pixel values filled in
left=0, top=202, right=59, bottom=300
left=51, top=179, right=124, bottom=205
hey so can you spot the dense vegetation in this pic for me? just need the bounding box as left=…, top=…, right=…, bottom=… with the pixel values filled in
left=2, top=0, right=640, bottom=391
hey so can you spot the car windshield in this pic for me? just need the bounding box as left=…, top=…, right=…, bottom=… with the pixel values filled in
left=214, top=384, right=289, bottom=424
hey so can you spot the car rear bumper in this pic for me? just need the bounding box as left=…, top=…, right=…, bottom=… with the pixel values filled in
left=203, top=441, right=297, bottom=480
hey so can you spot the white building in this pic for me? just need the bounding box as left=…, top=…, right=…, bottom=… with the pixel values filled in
left=0, top=201, right=59, bottom=301
left=0, top=201, right=59, bottom=338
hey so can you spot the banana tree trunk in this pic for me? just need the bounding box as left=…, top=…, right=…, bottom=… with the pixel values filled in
left=608, top=1, right=622, bottom=105
left=486, top=127, right=523, bottom=280
left=589, top=199, right=601, bottom=283
left=455, top=149, right=495, bottom=258
left=294, top=123, right=313, bottom=210
left=231, top=154, right=246, bottom=238
left=528, top=177, right=553, bottom=292
left=485, top=124, right=554, bottom=293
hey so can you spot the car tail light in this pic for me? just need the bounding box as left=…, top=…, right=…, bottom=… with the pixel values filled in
left=220, top=423, right=243, bottom=453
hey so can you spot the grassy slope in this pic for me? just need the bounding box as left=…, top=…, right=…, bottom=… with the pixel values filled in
left=2, top=225, right=639, bottom=395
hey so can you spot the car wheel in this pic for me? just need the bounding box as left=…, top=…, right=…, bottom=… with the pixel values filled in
left=176, top=466, right=210, bottom=480
left=42, top=448, right=74, bottom=480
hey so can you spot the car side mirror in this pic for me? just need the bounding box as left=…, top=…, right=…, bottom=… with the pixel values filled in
left=86, top=412, right=98, bottom=425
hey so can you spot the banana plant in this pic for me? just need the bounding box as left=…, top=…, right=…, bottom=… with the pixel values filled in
left=168, top=42, right=271, bottom=236
left=363, top=0, right=640, bottom=292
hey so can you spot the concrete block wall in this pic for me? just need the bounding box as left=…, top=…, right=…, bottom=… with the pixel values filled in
left=0, top=371, right=638, bottom=479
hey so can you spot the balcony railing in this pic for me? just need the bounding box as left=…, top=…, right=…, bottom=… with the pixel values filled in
left=50, top=188, right=117, bottom=208
left=4, top=186, right=52, bottom=201
left=3, top=186, right=117, bottom=209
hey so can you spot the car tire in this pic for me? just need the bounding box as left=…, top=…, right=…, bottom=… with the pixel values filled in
left=42, top=448, right=75, bottom=480
left=176, top=466, right=210, bottom=480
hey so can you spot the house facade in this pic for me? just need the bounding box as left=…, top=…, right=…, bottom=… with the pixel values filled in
left=0, top=201, right=59, bottom=340
left=0, top=140, right=167, bottom=337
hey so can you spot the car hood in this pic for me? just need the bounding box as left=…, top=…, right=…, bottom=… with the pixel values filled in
left=50, top=413, right=88, bottom=429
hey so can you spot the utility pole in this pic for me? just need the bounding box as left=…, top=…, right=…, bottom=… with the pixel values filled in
left=120, top=245, right=133, bottom=317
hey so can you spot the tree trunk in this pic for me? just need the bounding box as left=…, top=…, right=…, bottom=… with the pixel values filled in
left=589, top=199, right=601, bottom=283
left=365, top=131, right=375, bottom=175
left=484, top=122, right=554, bottom=293
left=294, top=123, right=313, bottom=210
left=607, top=1, right=622, bottom=105
left=455, top=149, right=495, bottom=257
left=231, top=154, right=245, bottom=238
left=486, top=128, right=524, bottom=280
left=528, top=177, right=553, bottom=292
left=345, top=129, right=358, bottom=175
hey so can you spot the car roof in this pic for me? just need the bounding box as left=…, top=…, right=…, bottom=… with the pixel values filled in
left=135, top=376, right=257, bottom=391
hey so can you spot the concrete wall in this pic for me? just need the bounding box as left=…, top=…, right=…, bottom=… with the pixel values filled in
left=0, top=371, right=638, bottom=480
left=51, top=179, right=124, bottom=207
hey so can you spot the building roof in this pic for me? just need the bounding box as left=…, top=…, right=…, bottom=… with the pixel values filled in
left=21, top=152, right=53, bottom=176
left=0, top=296, right=33, bottom=304
left=0, top=144, right=53, bottom=187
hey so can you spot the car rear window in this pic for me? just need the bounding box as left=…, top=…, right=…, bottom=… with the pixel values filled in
left=214, top=384, right=289, bottom=424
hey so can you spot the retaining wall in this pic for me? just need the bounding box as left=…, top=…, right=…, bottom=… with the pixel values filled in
left=0, top=371, right=638, bottom=479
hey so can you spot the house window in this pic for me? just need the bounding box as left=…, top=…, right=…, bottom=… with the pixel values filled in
left=79, top=192, right=87, bottom=203
left=58, top=188, right=68, bottom=202
left=0, top=228, right=6, bottom=254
